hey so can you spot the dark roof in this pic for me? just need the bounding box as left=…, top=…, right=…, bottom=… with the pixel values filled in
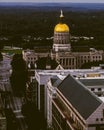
left=79, top=79, right=104, bottom=86
left=57, top=75, right=102, bottom=120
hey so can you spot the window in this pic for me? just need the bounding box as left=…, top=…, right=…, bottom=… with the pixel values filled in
left=60, top=59, right=62, bottom=63
left=103, top=110, right=104, bottom=117
left=98, top=94, right=101, bottom=96
left=98, top=88, right=101, bottom=91
left=72, top=58, right=75, bottom=65
left=91, top=88, right=95, bottom=91
left=66, top=58, right=68, bottom=65
left=63, top=59, right=65, bottom=65
left=96, top=118, right=99, bottom=121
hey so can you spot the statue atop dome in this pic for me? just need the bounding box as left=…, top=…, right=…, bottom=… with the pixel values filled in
left=60, top=10, right=64, bottom=18
left=54, top=10, right=70, bottom=32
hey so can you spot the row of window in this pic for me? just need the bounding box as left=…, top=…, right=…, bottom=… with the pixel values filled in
left=79, top=55, right=101, bottom=60
left=54, top=33, right=69, bottom=37
left=77, top=59, right=90, bottom=65
left=96, top=118, right=104, bottom=121
left=54, top=35, right=69, bottom=39
left=53, top=96, right=85, bottom=130
left=91, top=88, right=102, bottom=91
left=54, top=40, right=69, bottom=44
left=92, top=56, right=101, bottom=59
left=28, top=57, right=36, bottom=60
left=52, top=102, right=65, bottom=130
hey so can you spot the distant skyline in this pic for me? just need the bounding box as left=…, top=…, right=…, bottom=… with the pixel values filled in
left=0, top=0, right=104, bottom=3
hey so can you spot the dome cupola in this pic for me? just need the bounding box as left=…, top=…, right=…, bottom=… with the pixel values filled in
left=53, top=10, right=71, bottom=52
left=54, top=10, right=70, bottom=33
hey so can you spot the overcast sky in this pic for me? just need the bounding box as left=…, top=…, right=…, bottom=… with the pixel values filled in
left=0, top=0, right=104, bottom=3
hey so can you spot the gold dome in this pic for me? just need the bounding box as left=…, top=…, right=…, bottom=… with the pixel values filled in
left=54, top=23, right=69, bottom=32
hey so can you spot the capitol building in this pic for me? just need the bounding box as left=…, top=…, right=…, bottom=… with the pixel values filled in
left=24, top=11, right=104, bottom=130
left=23, top=11, right=104, bottom=69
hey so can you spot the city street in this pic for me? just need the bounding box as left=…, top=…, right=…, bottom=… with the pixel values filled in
left=0, top=54, right=28, bottom=130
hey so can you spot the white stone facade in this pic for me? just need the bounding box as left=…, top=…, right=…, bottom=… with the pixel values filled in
left=86, top=103, right=104, bottom=130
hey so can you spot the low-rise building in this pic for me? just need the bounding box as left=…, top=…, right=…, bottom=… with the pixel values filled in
left=52, top=74, right=104, bottom=130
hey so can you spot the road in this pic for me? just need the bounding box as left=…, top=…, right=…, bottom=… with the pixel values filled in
left=0, top=54, right=28, bottom=130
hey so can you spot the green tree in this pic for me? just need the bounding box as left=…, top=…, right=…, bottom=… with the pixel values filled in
left=81, top=61, right=104, bottom=69
left=10, top=54, right=28, bottom=96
